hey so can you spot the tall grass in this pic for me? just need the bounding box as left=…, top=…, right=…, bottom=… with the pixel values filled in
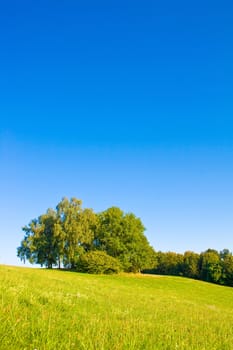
left=1, top=265, right=233, bottom=349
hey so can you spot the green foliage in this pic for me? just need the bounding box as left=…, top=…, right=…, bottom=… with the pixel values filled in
left=17, top=197, right=153, bottom=274
left=56, top=198, right=98, bottom=268
left=182, top=251, right=200, bottom=279
left=56, top=197, right=84, bottom=268
left=199, top=249, right=222, bottom=283
left=96, top=208, right=155, bottom=272
left=155, top=251, right=184, bottom=276
left=17, top=197, right=233, bottom=285
left=147, top=249, right=233, bottom=287
left=220, top=250, right=233, bottom=286
left=77, top=251, right=121, bottom=274
left=17, top=209, right=59, bottom=268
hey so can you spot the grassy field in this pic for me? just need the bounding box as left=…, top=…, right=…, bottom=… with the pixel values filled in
left=1, top=265, right=233, bottom=350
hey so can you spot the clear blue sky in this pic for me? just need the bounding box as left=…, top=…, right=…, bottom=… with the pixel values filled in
left=1, top=0, right=233, bottom=266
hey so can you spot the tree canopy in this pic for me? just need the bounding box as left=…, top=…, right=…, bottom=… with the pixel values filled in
left=17, top=197, right=233, bottom=287
left=145, top=249, right=233, bottom=287
left=17, top=197, right=154, bottom=273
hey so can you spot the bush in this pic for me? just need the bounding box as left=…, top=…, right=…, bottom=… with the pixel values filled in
left=77, top=251, right=121, bottom=274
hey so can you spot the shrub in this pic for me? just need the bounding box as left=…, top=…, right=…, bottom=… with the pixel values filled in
left=77, top=251, right=121, bottom=274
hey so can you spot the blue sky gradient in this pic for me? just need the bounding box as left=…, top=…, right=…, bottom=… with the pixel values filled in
left=1, top=0, right=233, bottom=266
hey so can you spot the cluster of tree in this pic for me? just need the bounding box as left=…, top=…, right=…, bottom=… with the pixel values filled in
left=17, top=197, right=233, bottom=287
left=17, top=197, right=155, bottom=273
left=144, top=249, right=233, bottom=287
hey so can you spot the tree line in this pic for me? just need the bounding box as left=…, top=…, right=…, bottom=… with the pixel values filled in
left=144, top=249, right=233, bottom=287
left=17, top=197, right=155, bottom=274
left=17, top=197, right=233, bottom=287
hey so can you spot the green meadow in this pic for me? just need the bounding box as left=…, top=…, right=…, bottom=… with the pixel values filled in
left=1, top=265, right=233, bottom=350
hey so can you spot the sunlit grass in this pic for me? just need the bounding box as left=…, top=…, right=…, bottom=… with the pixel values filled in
left=1, top=265, right=233, bottom=349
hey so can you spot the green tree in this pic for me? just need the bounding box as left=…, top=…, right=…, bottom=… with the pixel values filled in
left=17, top=198, right=154, bottom=274
left=17, top=209, right=59, bottom=268
left=96, top=207, right=155, bottom=272
left=182, top=251, right=200, bottom=279
left=155, top=251, right=183, bottom=276
left=199, top=249, right=222, bottom=283
left=17, top=198, right=98, bottom=269
left=56, top=197, right=97, bottom=268
left=120, top=213, right=156, bottom=272
left=220, top=250, right=233, bottom=286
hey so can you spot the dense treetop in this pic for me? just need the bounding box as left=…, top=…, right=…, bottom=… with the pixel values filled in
left=17, top=197, right=233, bottom=287
left=17, top=197, right=155, bottom=273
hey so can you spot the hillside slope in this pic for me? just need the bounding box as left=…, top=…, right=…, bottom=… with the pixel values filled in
left=1, top=265, right=233, bottom=350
